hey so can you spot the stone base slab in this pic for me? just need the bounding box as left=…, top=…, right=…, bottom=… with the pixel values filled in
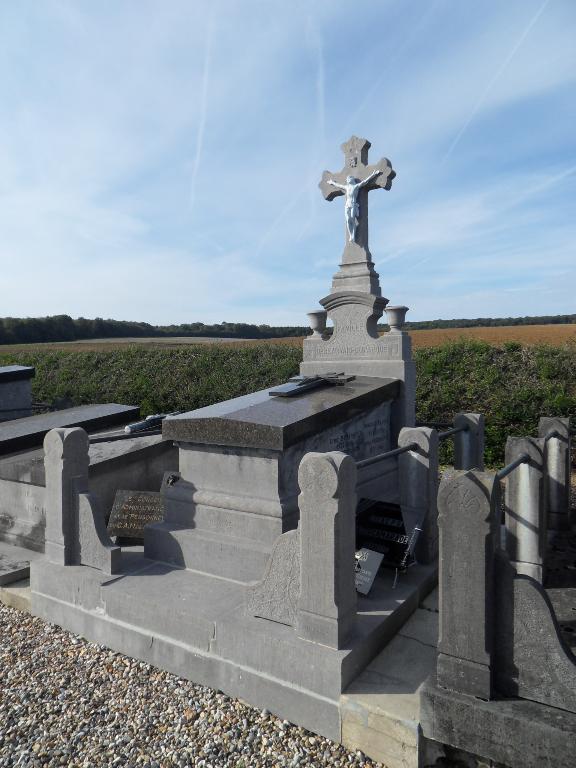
left=30, top=555, right=436, bottom=743
left=0, top=577, right=31, bottom=612
left=421, top=677, right=576, bottom=768
left=341, top=594, right=439, bottom=768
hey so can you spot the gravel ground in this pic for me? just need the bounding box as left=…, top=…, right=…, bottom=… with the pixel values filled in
left=0, top=605, right=382, bottom=768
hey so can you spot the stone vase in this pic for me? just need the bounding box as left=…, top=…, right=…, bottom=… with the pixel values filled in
left=384, top=305, right=409, bottom=333
left=307, top=310, right=328, bottom=340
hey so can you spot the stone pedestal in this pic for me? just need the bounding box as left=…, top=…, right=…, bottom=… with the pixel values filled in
left=301, top=292, right=415, bottom=437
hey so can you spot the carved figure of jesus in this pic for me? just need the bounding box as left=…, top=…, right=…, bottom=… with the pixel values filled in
left=326, top=170, right=381, bottom=243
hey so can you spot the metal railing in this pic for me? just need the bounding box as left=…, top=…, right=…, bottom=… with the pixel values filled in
left=496, top=452, right=529, bottom=481
left=438, top=425, right=468, bottom=441
left=357, top=442, right=419, bottom=470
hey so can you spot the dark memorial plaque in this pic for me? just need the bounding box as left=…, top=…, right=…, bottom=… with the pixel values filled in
left=107, top=490, right=164, bottom=543
left=356, top=499, right=419, bottom=571
left=355, top=548, right=384, bottom=595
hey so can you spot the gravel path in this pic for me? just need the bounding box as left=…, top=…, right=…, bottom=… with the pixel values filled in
left=0, top=605, right=382, bottom=768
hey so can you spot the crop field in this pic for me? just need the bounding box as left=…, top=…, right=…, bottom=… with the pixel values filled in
left=407, top=323, right=576, bottom=348
left=0, top=323, right=574, bottom=354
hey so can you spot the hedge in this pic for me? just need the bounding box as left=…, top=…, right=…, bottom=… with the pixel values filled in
left=2, top=339, right=574, bottom=466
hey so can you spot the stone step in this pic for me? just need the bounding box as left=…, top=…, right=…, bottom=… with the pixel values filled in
left=144, top=522, right=273, bottom=583
left=340, top=589, right=439, bottom=768
left=0, top=577, right=31, bottom=612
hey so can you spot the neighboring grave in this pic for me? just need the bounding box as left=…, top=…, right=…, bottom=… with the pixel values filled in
left=0, top=403, right=140, bottom=455
left=107, top=490, right=164, bottom=544
left=301, top=136, right=415, bottom=436
left=0, top=365, right=35, bottom=422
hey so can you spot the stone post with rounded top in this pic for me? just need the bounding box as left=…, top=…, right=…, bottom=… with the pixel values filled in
left=538, top=417, right=571, bottom=538
left=44, top=427, right=121, bottom=574
left=296, top=451, right=357, bottom=649
left=504, top=436, right=546, bottom=583
left=454, top=413, right=485, bottom=471
left=398, top=426, right=439, bottom=564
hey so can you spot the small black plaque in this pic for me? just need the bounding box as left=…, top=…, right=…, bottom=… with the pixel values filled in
left=107, top=491, right=164, bottom=543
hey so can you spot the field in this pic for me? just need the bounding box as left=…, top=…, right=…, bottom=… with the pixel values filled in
left=0, top=323, right=575, bottom=354
left=408, top=323, right=576, bottom=349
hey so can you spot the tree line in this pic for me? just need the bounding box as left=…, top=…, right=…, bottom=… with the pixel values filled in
left=0, top=313, right=574, bottom=346
left=0, top=315, right=310, bottom=345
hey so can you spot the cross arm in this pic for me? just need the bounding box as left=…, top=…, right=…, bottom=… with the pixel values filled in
left=370, top=158, right=396, bottom=191
left=319, top=170, right=345, bottom=201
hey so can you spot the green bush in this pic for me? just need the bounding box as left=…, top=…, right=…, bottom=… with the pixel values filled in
left=2, top=339, right=574, bottom=466
left=415, top=340, right=576, bottom=465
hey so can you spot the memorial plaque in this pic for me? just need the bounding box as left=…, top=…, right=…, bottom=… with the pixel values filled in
left=107, top=490, right=164, bottom=543
left=356, top=499, right=418, bottom=570
left=355, top=548, right=384, bottom=595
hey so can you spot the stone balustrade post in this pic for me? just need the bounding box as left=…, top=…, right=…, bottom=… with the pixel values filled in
left=538, top=417, right=571, bottom=538
left=297, top=451, right=357, bottom=649
left=453, top=413, right=485, bottom=470
left=398, top=427, right=439, bottom=564
left=437, top=470, right=499, bottom=699
left=44, top=428, right=90, bottom=565
left=504, top=437, right=546, bottom=583
left=44, top=427, right=121, bottom=574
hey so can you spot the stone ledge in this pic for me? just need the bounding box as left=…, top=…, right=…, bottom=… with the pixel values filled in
left=421, top=676, right=576, bottom=768
left=0, top=577, right=31, bottom=612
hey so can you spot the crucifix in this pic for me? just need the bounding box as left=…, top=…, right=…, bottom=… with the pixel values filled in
left=319, top=137, right=395, bottom=289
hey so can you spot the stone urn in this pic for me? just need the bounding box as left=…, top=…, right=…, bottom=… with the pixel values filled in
left=307, top=310, right=328, bottom=339
left=384, top=305, right=409, bottom=333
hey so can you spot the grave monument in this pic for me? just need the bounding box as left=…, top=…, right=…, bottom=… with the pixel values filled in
left=30, top=137, right=436, bottom=741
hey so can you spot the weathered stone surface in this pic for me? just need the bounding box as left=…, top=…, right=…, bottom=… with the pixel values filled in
left=495, top=552, right=576, bottom=712
left=0, top=541, right=43, bottom=588
left=453, top=413, right=485, bottom=471
left=162, top=377, right=398, bottom=450
left=342, top=602, right=438, bottom=768
left=421, top=676, right=576, bottom=768
left=0, top=365, right=35, bottom=422
left=504, top=436, right=546, bottom=582
left=0, top=554, right=29, bottom=586
left=539, top=416, right=571, bottom=535
left=436, top=471, right=499, bottom=698
left=0, top=403, right=139, bottom=455
left=297, top=451, right=357, bottom=649
left=398, top=427, right=439, bottom=565
left=246, top=529, right=299, bottom=626
left=44, top=428, right=120, bottom=574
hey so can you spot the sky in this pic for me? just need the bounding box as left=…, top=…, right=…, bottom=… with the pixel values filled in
left=0, top=0, right=575, bottom=326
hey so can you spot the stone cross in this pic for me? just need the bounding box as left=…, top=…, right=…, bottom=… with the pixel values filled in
left=319, top=136, right=395, bottom=281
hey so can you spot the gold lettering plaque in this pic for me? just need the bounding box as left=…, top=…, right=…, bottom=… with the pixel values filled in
left=107, top=491, right=164, bottom=542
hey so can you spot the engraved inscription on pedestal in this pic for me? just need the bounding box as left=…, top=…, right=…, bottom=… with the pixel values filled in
left=107, top=491, right=165, bottom=542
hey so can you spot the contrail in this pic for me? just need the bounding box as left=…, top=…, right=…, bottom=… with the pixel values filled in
left=254, top=2, right=440, bottom=256
left=190, top=8, right=215, bottom=210
left=442, top=0, right=551, bottom=163
left=342, top=0, right=442, bottom=135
